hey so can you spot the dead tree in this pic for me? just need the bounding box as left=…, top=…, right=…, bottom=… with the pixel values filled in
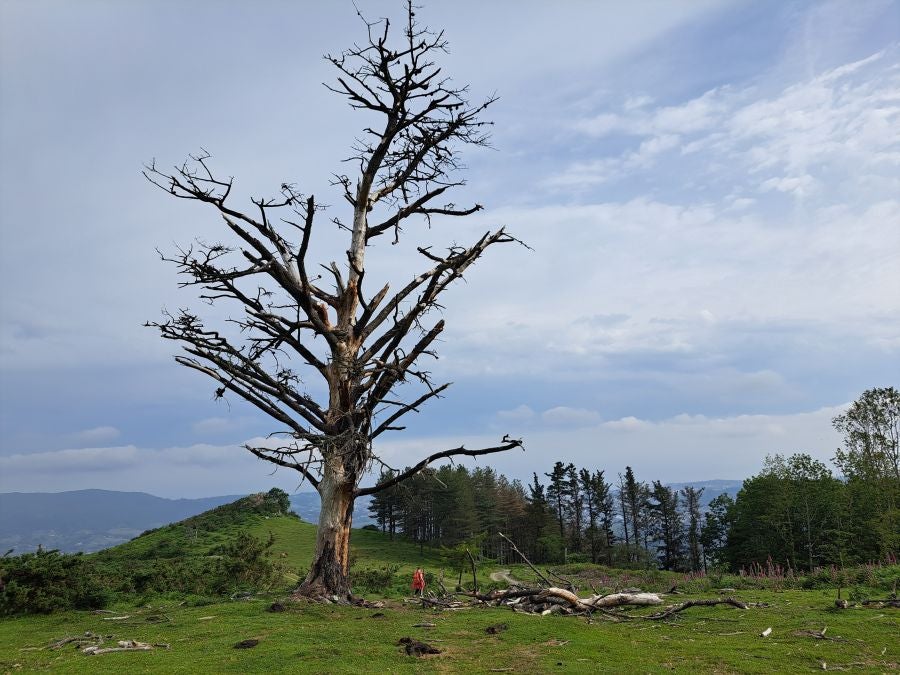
left=144, top=3, right=523, bottom=600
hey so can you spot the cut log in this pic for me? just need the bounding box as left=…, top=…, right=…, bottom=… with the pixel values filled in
left=588, top=592, right=664, bottom=608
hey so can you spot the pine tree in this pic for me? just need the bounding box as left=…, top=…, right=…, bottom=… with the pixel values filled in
left=623, top=467, right=645, bottom=563
left=649, top=480, right=684, bottom=571
left=617, top=472, right=631, bottom=558
left=525, top=473, right=556, bottom=562
left=681, top=486, right=704, bottom=572
left=565, top=463, right=584, bottom=554
left=545, top=462, right=568, bottom=556
left=579, top=468, right=598, bottom=562
left=593, top=470, right=616, bottom=564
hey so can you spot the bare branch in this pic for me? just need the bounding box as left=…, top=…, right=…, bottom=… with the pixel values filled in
left=355, top=435, right=524, bottom=497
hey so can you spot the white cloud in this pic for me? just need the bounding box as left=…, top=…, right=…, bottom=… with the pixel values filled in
left=0, top=441, right=306, bottom=497
left=495, top=405, right=536, bottom=423
left=69, top=426, right=120, bottom=444
left=602, top=416, right=648, bottom=432
left=575, top=88, right=725, bottom=138
left=561, top=49, right=900, bottom=193
left=0, top=446, right=141, bottom=474
left=433, top=190, right=900, bottom=381
left=541, top=406, right=602, bottom=427
left=365, top=405, right=849, bottom=485
left=0, top=402, right=855, bottom=496
left=760, top=174, right=816, bottom=197
left=191, top=416, right=252, bottom=435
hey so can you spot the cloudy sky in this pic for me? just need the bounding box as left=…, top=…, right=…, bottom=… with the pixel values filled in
left=1, top=0, right=898, bottom=498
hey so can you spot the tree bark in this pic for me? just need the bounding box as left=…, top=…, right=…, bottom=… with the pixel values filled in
left=297, top=469, right=355, bottom=600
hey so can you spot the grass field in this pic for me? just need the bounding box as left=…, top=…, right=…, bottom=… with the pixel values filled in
left=1, top=586, right=897, bottom=673
left=2, top=500, right=897, bottom=673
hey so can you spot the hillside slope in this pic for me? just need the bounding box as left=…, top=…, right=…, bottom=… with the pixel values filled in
left=92, top=489, right=446, bottom=584
left=0, top=489, right=375, bottom=554
left=0, top=490, right=242, bottom=554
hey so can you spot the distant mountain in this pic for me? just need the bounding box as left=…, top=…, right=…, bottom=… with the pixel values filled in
left=288, top=492, right=373, bottom=527
left=0, top=489, right=375, bottom=555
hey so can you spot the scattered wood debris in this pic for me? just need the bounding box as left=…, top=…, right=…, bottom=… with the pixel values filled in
left=793, top=626, right=847, bottom=642
left=834, top=597, right=899, bottom=609
left=760, top=627, right=772, bottom=637
left=81, top=639, right=168, bottom=655
left=861, top=598, right=900, bottom=608
left=49, top=633, right=102, bottom=651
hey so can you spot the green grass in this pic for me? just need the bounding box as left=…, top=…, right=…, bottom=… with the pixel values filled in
left=3, top=495, right=898, bottom=672
left=1, top=587, right=897, bottom=673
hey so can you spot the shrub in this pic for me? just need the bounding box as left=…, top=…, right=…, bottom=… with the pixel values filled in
left=0, top=549, right=110, bottom=615
left=351, top=564, right=400, bottom=593
left=212, top=531, right=286, bottom=592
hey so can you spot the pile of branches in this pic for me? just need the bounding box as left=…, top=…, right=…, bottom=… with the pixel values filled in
left=459, top=534, right=749, bottom=620
left=469, top=586, right=748, bottom=620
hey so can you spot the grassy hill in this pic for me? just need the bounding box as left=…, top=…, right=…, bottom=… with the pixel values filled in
left=89, top=489, right=450, bottom=596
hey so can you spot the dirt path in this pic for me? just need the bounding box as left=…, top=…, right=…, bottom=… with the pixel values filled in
left=489, top=569, right=524, bottom=585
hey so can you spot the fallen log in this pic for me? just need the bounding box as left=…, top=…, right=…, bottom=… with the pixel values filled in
left=83, top=640, right=155, bottom=655
left=640, top=597, right=748, bottom=620
left=588, top=592, right=665, bottom=609
left=49, top=633, right=102, bottom=650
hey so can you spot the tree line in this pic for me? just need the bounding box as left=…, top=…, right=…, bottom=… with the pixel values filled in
left=369, top=387, right=899, bottom=573
left=367, top=460, right=705, bottom=570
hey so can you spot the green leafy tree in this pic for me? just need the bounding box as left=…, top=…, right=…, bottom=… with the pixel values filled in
left=700, top=493, right=734, bottom=570
left=832, top=387, right=900, bottom=559
left=727, top=454, right=846, bottom=571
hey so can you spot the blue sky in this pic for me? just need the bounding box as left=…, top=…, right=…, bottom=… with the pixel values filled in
left=1, top=0, right=898, bottom=497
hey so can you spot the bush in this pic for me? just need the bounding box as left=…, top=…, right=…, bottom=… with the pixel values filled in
left=0, top=549, right=110, bottom=615
left=213, top=531, right=285, bottom=592
left=351, top=564, right=400, bottom=593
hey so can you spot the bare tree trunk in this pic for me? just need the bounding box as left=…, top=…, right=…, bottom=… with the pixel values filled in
left=298, top=468, right=355, bottom=600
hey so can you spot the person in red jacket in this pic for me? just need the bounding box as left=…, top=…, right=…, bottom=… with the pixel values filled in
left=411, top=567, right=425, bottom=596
